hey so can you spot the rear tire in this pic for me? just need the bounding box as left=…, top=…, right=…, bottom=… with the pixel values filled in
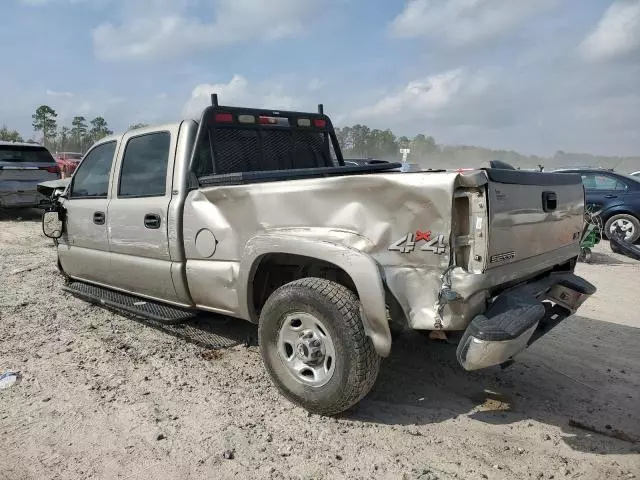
left=604, top=214, right=640, bottom=243
left=258, top=278, right=381, bottom=416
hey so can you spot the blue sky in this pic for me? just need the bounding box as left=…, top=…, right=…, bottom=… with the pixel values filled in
left=2, top=0, right=640, bottom=156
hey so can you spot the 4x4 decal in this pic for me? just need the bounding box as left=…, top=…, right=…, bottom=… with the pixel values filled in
left=389, top=230, right=447, bottom=254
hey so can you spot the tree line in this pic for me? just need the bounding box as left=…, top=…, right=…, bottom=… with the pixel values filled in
left=334, top=125, right=640, bottom=172
left=335, top=124, right=438, bottom=162
left=0, top=105, right=148, bottom=154
left=334, top=124, right=552, bottom=169
left=29, top=105, right=114, bottom=153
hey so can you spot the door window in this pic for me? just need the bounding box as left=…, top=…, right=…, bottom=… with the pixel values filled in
left=118, top=132, right=171, bottom=198
left=581, top=174, right=627, bottom=191
left=70, top=141, right=117, bottom=198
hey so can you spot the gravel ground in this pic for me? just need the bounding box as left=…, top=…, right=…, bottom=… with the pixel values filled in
left=1, top=209, right=639, bottom=480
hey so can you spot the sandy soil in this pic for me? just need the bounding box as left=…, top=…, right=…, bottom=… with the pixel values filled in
left=1, top=209, right=638, bottom=480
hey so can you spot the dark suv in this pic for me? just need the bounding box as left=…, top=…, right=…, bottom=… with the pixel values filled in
left=555, top=168, right=640, bottom=243
left=1, top=141, right=61, bottom=208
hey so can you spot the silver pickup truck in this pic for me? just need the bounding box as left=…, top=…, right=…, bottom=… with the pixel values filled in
left=41, top=96, right=595, bottom=415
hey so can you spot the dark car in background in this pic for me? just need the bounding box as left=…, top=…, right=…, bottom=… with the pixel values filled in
left=0, top=141, right=61, bottom=208
left=555, top=168, right=640, bottom=243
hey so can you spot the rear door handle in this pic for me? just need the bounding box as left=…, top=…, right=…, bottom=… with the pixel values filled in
left=144, top=213, right=161, bottom=229
left=93, top=211, right=105, bottom=225
left=604, top=194, right=617, bottom=199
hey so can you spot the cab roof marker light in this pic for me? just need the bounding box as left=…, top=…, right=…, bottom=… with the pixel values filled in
left=313, top=119, right=326, bottom=128
left=214, top=113, right=233, bottom=123
left=238, top=114, right=256, bottom=124
left=259, top=116, right=277, bottom=125
left=297, top=118, right=311, bottom=127
left=259, top=116, right=290, bottom=126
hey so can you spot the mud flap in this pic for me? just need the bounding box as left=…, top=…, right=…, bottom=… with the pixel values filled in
left=610, top=231, right=640, bottom=261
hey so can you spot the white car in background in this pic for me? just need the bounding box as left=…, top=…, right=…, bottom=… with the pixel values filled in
left=631, top=171, right=640, bottom=177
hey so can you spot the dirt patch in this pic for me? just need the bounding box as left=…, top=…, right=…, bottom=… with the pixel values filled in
left=1, top=216, right=639, bottom=480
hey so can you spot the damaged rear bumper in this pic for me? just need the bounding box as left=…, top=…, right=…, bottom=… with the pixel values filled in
left=456, top=273, right=596, bottom=371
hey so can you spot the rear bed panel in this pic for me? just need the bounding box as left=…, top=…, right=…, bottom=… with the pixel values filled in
left=485, top=169, right=584, bottom=269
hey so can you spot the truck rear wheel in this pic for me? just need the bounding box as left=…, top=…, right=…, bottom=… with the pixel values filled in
left=258, top=277, right=380, bottom=416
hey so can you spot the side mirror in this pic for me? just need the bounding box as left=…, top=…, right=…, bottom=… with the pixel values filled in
left=42, top=208, right=64, bottom=239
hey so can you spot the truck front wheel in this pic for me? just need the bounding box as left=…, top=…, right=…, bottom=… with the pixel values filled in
left=258, top=277, right=381, bottom=416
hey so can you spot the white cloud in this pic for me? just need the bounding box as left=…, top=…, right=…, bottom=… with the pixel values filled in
left=308, top=78, right=326, bottom=92
left=46, top=89, right=74, bottom=98
left=76, top=101, right=93, bottom=116
left=182, top=75, right=299, bottom=118
left=579, top=0, right=640, bottom=62
left=351, top=68, right=480, bottom=121
left=389, top=0, right=556, bottom=46
left=93, top=0, right=320, bottom=61
left=338, top=56, right=640, bottom=158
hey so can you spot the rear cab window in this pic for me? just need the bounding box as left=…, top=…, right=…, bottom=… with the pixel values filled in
left=192, top=111, right=339, bottom=177
left=0, top=144, right=56, bottom=163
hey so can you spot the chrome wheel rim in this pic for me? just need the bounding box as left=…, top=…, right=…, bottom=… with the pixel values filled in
left=277, top=312, right=336, bottom=387
left=610, top=218, right=635, bottom=241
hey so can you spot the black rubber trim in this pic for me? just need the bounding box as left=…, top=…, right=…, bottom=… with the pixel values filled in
left=466, top=290, right=545, bottom=342
left=198, top=162, right=402, bottom=186
left=464, top=272, right=595, bottom=343
left=558, top=275, right=597, bottom=295
left=610, top=234, right=640, bottom=260
left=527, top=303, right=570, bottom=346
left=484, top=168, right=583, bottom=186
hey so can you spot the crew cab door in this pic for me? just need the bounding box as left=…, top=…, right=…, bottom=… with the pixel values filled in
left=58, top=140, right=118, bottom=284
left=106, top=128, right=182, bottom=303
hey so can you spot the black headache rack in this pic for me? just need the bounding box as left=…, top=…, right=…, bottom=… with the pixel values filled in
left=188, top=94, right=401, bottom=186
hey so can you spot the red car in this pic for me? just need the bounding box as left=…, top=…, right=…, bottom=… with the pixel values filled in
left=54, top=152, right=83, bottom=178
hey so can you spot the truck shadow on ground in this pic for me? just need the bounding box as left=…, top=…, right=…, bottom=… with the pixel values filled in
left=124, top=312, right=259, bottom=351
left=351, top=316, right=640, bottom=456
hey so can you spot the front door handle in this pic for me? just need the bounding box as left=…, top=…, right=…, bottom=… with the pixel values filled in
left=144, top=213, right=161, bottom=229
left=93, top=211, right=105, bottom=225
left=604, top=194, right=617, bottom=199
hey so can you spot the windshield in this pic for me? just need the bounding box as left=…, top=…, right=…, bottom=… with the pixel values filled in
left=62, top=153, right=83, bottom=160
left=0, top=145, right=55, bottom=163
